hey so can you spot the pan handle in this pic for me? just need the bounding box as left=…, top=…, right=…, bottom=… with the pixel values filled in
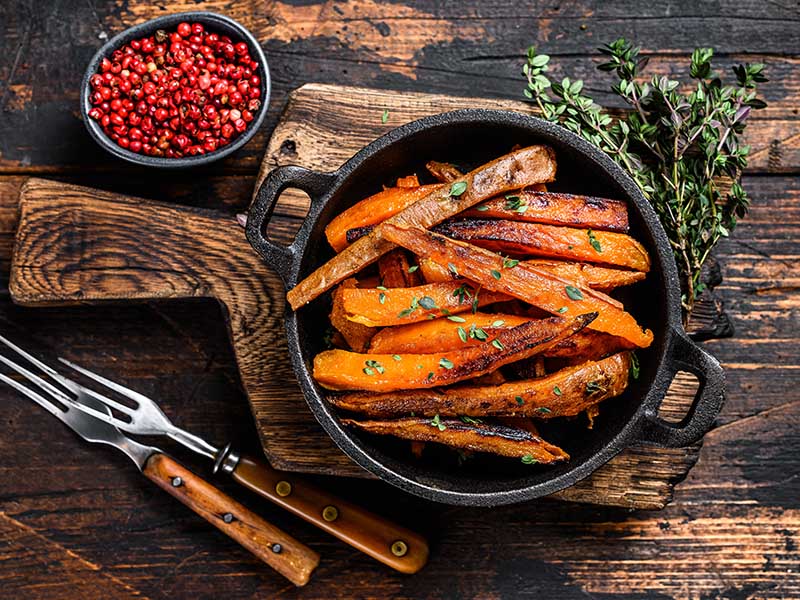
left=246, top=165, right=336, bottom=285
left=637, top=329, right=725, bottom=447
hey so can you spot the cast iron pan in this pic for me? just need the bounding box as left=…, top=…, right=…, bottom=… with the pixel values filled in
left=245, top=110, right=725, bottom=506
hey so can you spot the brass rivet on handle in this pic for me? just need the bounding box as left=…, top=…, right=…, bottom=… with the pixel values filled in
left=275, top=480, right=292, bottom=497
left=322, top=505, right=339, bottom=522
left=391, top=540, right=408, bottom=557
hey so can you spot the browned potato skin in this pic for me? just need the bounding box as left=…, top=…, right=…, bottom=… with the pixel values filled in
left=343, top=417, right=569, bottom=462
left=461, top=189, right=630, bottom=233
left=330, top=352, right=631, bottom=418
left=425, top=161, right=463, bottom=183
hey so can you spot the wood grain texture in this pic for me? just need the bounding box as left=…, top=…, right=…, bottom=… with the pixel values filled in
left=144, top=453, right=319, bottom=586
left=11, top=177, right=700, bottom=510
left=0, top=1, right=797, bottom=598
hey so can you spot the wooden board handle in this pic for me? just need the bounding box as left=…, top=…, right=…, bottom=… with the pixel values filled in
left=144, top=453, right=319, bottom=586
left=231, top=454, right=429, bottom=574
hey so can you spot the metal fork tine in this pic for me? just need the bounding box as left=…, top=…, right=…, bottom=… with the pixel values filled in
left=0, top=334, right=136, bottom=421
left=0, top=333, right=83, bottom=396
left=0, top=352, right=74, bottom=406
left=59, top=357, right=154, bottom=407
left=0, top=372, right=64, bottom=420
left=0, top=349, right=129, bottom=428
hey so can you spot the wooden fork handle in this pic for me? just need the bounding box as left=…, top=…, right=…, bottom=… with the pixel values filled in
left=144, top=453, right=319, bottom=586
left=231, top=454, right=429, bottom=574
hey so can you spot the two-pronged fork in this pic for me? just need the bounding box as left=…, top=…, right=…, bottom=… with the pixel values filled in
left=0, top=334, right=428, bottom=574
left=0, top=334, right=319, bottom=586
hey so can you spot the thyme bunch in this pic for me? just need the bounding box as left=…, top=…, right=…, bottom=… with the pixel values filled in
left=522, top=39, right=767, bottom=317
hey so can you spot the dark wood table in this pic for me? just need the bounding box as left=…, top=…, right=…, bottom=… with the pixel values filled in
left=1, top=2, right=797, bottom=598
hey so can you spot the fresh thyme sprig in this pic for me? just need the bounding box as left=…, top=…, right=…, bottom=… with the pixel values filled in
left=522, top=39, right=767, bottom=318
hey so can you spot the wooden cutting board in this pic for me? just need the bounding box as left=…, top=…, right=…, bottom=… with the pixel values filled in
left=10, top=83, right=715, bottom=510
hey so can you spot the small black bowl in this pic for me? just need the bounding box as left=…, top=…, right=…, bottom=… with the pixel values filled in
left=80, top=11, right=270, bottom=168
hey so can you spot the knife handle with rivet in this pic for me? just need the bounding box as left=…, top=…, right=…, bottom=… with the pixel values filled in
left=144, top=453, right=320, bottom=586
left=228, top=453, right=429, bottom=574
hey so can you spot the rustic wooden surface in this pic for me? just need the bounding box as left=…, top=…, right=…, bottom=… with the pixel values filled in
left=10, top=133, right=700, bottom=510
left=0, top=1, right=798, bottom=598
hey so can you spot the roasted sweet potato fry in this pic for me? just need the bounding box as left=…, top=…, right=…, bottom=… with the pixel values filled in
left=382, top=224, right=653, bottom=348
left=341, top=282, right=511, bottom=327
left=288, top=145, right=558, bottom=310
left=367, top=312, right=530, bottom=354
left=330, top=279, right=375, bottom=352
left=419, top=256, right=644, bottom=291
left=330, top=352, right=630, bottom=418
left=313, top=313, right=596, bottom=391
left=462, top=190, right=630, bottom=232
left=378, top=249, right=421, bottom=288
left=343, top=417, right=569, bottom=462
left=524, top=260, right=646, bottom=291
left=325, top=184, right=441, bottom=252
left=435, top=219, right=650, bottom=271
left=545, top=330, right=633, bottom=361
left=368, top=314, right=631, bottom=359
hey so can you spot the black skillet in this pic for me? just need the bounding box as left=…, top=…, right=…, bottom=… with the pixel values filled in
left=245, top=110, right=725, bottom=507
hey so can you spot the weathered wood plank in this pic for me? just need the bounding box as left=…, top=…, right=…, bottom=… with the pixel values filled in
left=8, top=178, right=701, bottom=509
left=0, top=2, right=797, bottom=172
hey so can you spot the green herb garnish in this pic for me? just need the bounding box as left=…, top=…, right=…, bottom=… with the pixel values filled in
left=490, top=269, right=502, bottom=280
left=565, top=285, right=584, bottom=301
left=630, top=352, right=640, bottom=380
left=460, top=415, right=482, bottom=425
left=381, top=109, right=389, bottom=123
left=502, top=257, right=519, bottom=269
left=537, top=407, right=553, bottom=414
left=449, top=181, right=467, bottom=197
left=365, top=359, right=385, bottom=374
left=447, top=315, right=466, bottom=323
left=522, top=40, right=767, bottom=318
left=419, top=296, right=437, bottom=310
left=457, top=327, right=468, bottom=343
left=392, top=355, right=402, bottom=361
left=431, top=414, right=446, bottom=431
left=515, top=396, right=525, bottom=406
left=553, top=385, right=562, bottom=396
left=491, top=339, right=505, bottom=350
left=439, top=357, right=454, bottom=369
left=557, top=306, right=568, bottom=314
left=521, top=454, right=538, bottom=465
left=408, top=265, right=419, bottom=273
left=588, top=229, right=602, bottom=253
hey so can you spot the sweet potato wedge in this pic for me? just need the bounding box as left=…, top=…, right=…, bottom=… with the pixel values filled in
left=330, top=352, right=630, bottom=418
left=367, top=312, right=531, bottom=353
left=325, top=184, right=441, bottom=252
left=287, top=145, right=558, bottom=310
left=435, top=219, right=650, bottom=272
left=368, top=315, right=631, bottom=359
left=462, top=190, right=630, bottom=232
left=378, top=249, right=421, bottom=288
left=312, top=313, right=596, bottom=391
left=417, top=256, right=643, bottom=291
left=341, top=282, right=511, bottom=327
left=382, top=224, right=653, bottom=348
left=524, top=260, right=646, bottom=291
left=342, top=417, right=569, bottom=462
left=330, top=279, right=375, bottom=352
